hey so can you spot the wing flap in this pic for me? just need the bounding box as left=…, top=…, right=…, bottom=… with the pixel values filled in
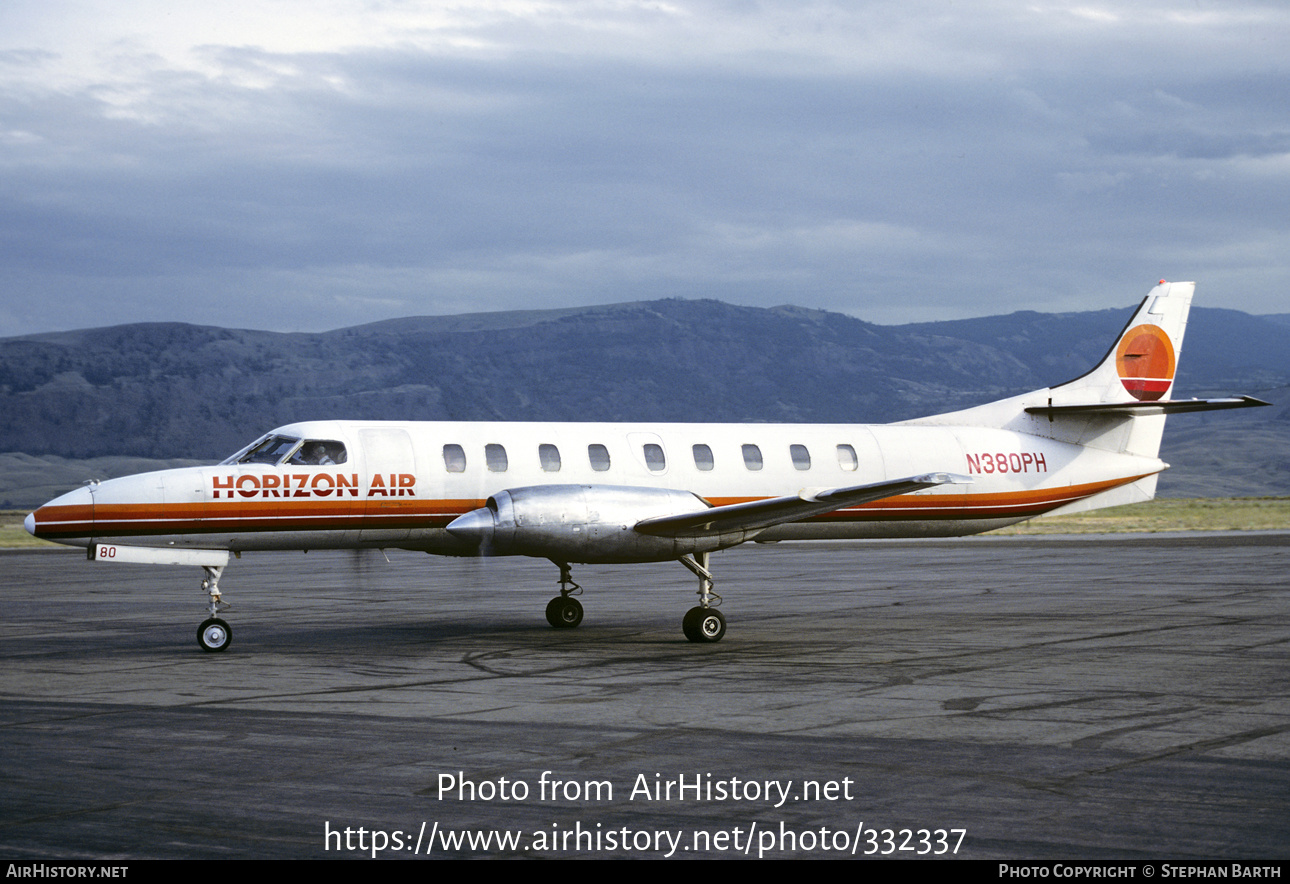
left=634, top=472, right=972, bottom=538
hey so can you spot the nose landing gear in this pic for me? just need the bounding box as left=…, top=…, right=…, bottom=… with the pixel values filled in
left=197, top=564, right=232, bottom=652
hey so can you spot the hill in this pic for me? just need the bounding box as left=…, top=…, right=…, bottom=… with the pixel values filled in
left=1, top=300, right=1285, bottom=507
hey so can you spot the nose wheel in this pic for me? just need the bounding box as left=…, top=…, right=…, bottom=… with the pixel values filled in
left=198, top=617, right=232, bottom=652
left=196, top=564, right=233, bottom=652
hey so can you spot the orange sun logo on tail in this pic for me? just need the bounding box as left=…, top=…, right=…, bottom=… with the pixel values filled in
left=1116, top=324, right=1176, bottom=401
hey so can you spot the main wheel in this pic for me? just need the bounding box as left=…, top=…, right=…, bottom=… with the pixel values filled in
left=197, top=617, right=232, bottom=652
left=545, top=596, right=584, bottom=629
left=682, top=606, right=726, bottom=643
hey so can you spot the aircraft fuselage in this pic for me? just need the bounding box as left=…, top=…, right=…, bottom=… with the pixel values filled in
left=28, top=418, right=1162, bottom=559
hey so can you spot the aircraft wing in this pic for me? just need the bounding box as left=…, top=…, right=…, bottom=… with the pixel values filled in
left=634, top=472, right=972, bottom=538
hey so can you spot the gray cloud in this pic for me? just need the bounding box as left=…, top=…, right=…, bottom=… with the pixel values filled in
left=2, top=1, right=1288, bottom=336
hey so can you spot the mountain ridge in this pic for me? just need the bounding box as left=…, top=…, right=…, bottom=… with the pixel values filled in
left=1, top=298, right=1285, bottom=505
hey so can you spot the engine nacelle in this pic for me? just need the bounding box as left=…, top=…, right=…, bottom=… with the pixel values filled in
left=445, top=485, right=736, bottom=563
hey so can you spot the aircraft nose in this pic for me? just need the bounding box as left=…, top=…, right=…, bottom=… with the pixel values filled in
left=23, top=484, right=96, bottom=545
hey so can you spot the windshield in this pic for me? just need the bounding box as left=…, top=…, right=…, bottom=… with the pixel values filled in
left=220, top=434, right=348, bottom=466
left=230, top=435, right=301, bottom=465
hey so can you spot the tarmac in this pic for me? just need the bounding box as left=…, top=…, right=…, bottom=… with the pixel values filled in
left=1, top=533, right=1287, bottom=859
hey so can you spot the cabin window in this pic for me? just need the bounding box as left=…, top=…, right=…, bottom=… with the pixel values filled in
left=539, top=443, right=561, bottom=472
left=588, top=444, right=611, bottom=472
left=485, top=443, right=508, bottom=472
left=837, top=444, right=858, bottom=471
left=742, top=444, right=763, bottom=471
left=443, top=444, right=466, bottom=473
left=643, top=443, right=666, bottom=473
left=288, top=440, right=347, bottom=466
left=692, top=444, right=714, bottom=471
left=790, top=444, right=811, bottom=471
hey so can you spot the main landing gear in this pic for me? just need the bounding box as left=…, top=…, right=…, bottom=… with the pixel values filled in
left=542, top=553, right=727, bottom=643
left=546, top=561, right=584, bottom=628
left=196, top=564, right=233, bottom=652
left=679, top=551, right=725, bottom=643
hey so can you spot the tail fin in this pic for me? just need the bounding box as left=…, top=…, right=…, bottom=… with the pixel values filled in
left=904, top=280, right=1268, bottom=516
left=1046, top=279, right=1192, bottom=410
left=1025, top=280, right=1191, bottom=460
left=906, top=280, right=1267, bottom=460
left=1025, top=280, right=1267, bottom=457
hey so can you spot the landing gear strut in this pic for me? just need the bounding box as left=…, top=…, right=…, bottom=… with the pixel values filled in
left=545, top=560, right=584, bottom=628
left=679, top=552, right=726, bottom=643
left=197, top=564, right=232, bottom=652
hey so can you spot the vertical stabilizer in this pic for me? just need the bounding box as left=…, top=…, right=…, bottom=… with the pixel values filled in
left=1037, top=280, right=1192, bottom=461
left=1048, top=280, right=1193, bottom=409
left=901, top=281, right=1198, bottom=462
left=897, top=280, right=1265, bottom=516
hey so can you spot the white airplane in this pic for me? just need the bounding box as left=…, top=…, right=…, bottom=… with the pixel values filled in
left=24, top=281, right=1266, bottom=651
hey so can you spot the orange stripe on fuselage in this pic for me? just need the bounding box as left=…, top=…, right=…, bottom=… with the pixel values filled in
left=30, top=498, right=481, bottom=539
left=706, top=474, right=1148, bottom=522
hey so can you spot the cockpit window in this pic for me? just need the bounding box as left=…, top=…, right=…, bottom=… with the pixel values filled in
left=288, top=440, right=347, bottom=466
left=222, top=435, right=346, bottom=466
left=229, top=435, right=300, bottom=465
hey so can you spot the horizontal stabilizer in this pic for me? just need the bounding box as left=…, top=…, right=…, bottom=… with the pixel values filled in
left=635, top=472, right=972, bottom=538
left=1025, top=396, right=1269, bottom=418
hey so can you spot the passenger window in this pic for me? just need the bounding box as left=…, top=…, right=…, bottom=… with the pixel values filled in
left=742, top=444, right=763, bottom=471
left=485, top=443, right=508, bottom=472
left=790, top=444, right=811, bottom=471
left=692, top=444, right=714, bottom=471
left=643, top=443, right=666, bottom=473
left=837, top=444, right=858, bottom=471
left=588, top=444, right=611, bottom=472
left=443, top=444, right=466, bottom=473
left=539, top=443, right=561, bottom=472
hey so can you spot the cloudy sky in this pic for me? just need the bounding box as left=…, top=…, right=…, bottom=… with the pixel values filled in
left=2, top=1, right=1287, bottom=337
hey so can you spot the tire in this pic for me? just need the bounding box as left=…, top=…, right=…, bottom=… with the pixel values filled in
left=197, top=617, right=232, bottom=652
left=682, top=606, right=726, bottom=643
left=545, top=596, right=584, bottom=629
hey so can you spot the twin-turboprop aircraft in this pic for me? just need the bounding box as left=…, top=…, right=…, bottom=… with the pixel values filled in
left=24, top=281, right=1266, bottom=651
